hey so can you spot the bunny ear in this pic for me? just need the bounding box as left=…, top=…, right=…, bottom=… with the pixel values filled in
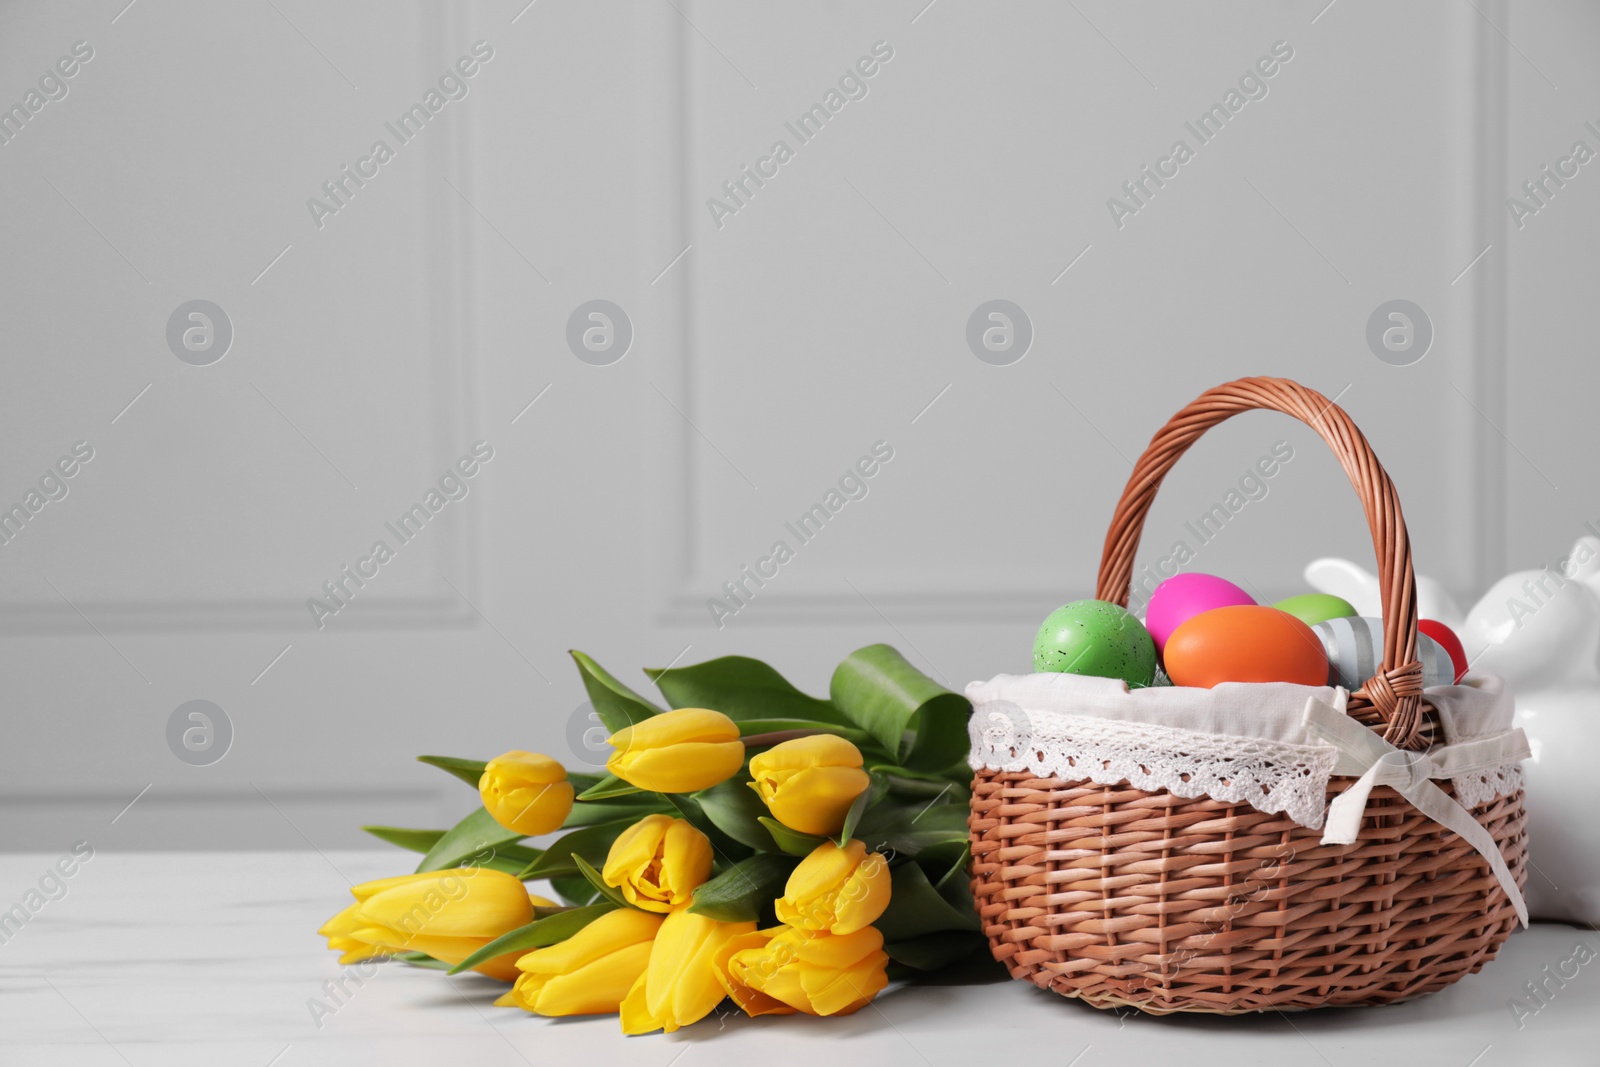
left=1303, top=557, right=1381, bottom=617
left=1569, top=535, right=1600, bottom=587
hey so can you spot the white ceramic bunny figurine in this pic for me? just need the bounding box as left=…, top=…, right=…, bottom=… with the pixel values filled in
left=1302, top=557, right=1465, bottom=629
left=1458, top=535, right=1600, bottom=927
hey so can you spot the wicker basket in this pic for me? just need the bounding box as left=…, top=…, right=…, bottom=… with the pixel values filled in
left=967, top=377, right=1528, bottom=1014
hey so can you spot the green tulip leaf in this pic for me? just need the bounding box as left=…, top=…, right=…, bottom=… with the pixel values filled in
left=363, top=825, right=445, bottom=853
left=550, top=876, right=600, bottom=907
left=873, top=859, right=980, bottom=942
left=876, top=766, right=970, bottom=792
left=933, top=843, right=972, bottom=892
left=479, top=849, right=543, bottom=877
left=853, top=802, right=969, bottom=860
left=882, top=929, right=985, bottom=971
left=645, top=656, right=851, bottom=724
left=575, top=775, right=644, bottom=801
left=757, top=817, right=829, bottom=857
left=829, top=644, right=970, bottom=772
left=912, top=840, right=972, bottom=891
left=695, top=778, right=777, bottom=852
left=689, top=853, right=798, bottom=923
left=414, top=807, right=525, bottom=873
left=662, top=792, right=751, bottom=861
left=416, top=755, right=487, bottom=789
left=838, top=790, right=876, bottom=844
left=569, top=775, right=672, bottom=824
left=394, top=951, right=454, bottom=971
left=570, top=650, right=663, bottom=734
left=572, top=854, right=631, bottom=909
left=366, top=825, right=544, bottom=876
left=516, top=819, right=637, bottom=880
left=561, top=794, right=670, bottom=827
left=447, top=902, right=618, bottom=975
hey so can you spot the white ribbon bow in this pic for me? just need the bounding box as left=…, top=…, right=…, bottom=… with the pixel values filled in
left=1304, top=698, right=1530, bottom=927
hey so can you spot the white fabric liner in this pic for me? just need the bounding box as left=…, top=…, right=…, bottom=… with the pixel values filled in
left=966, top=671, right=1524, bottom=831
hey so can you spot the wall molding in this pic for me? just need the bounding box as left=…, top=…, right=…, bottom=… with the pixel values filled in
left=3, top=1, right=481, bottom=635
left=656, top=3, right=1514, bottom=629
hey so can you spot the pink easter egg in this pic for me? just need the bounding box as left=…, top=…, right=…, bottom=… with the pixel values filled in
left=1144, top=573, right=1257, bottom=654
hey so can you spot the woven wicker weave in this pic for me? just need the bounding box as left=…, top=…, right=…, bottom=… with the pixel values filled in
left=967, top=377, right=1528, bottom=1013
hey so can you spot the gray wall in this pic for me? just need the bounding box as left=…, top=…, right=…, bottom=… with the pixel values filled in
left=0, top=0, right=1587, bottom=851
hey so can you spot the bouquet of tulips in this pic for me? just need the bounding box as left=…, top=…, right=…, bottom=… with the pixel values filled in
left=319, top=644, right=983, bottom=1034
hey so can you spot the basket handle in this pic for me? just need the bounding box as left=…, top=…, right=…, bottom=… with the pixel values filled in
left=1094, top=377, right=1427, bottom=749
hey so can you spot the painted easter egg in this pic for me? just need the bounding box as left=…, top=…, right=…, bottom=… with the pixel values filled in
left=1145, top=573, right=1256, bottom=655
left=1033, top=600, right=1157, bottom=687
left=1163, top=605, right=1329, bottom=688
left=1273, top=592, right=1358, bottom=627
left=1311, top=616, right=1455, bottom=691
left=1419, top=619, right=1469, bottom=684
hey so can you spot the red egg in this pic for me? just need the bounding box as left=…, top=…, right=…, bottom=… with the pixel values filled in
left=1418, top=619, right=1469, bottom=684
left=1164, top=605, right=1329, bottom=689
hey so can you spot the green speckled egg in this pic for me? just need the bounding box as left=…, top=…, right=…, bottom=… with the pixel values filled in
left=1033, top=600, right=1157, bottom=687
left=1273, top=593, right=1358, bottom=627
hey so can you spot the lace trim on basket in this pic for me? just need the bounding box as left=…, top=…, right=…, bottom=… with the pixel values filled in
left=968, top=702, right=1527, bottom=829
left=968, top=703, right=1341, bottom=830
left=1452, top=762, right=1524, bottom=809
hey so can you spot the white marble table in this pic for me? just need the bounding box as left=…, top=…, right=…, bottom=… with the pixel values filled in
left=2, top=851, right=1596, bottom=1066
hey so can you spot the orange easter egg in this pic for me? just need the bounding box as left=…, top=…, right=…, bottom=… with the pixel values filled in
left=1164, top=605, right=1329, bottom=688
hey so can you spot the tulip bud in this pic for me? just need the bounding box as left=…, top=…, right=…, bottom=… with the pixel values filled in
left=318, top=901, right=389, bottom=966
left=495, top=907, right=664, bottom=1016
left=775, top=840, right=890, bottom=935
left=479, top=751, right=574, bottom=836
left=710, top=928, right=798, bottom=1018
left=747, top=735, right=870, bottom=837
left=602, top=814, right=713, bottom=913
left=318, top=869, right=555, bottom=981
left=722, top=924, right=889, bottom=1017
left=606, top=707, right=744, bottom=793
left=619, top=906, right=756, bottom=1034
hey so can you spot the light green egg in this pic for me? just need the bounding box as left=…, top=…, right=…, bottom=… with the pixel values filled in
left=1273, top=593, right=1358, bottom=627
left=1033, top=600, right=1157, bottom=687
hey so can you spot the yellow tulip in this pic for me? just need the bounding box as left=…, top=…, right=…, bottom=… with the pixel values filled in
left=723, top=924, right=889, bottom=1017
left=479, top=750, right=574, bottom=836
left=710, top=928, right=797, bottom=1018
left=747, top=735, right=870, bottom=836
left=606, top=708, right=744, bottom=793
left=317, top=869, right=554, bottom=982
left=602, top=814, right=713, bottom=913
left=318, top=901, right=389, bottom=966
left=775, top=840, right=890, bottom=935
left=619, top=906, right=755, bottom=1034
left=495, top=907, right=663, bottom=1016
